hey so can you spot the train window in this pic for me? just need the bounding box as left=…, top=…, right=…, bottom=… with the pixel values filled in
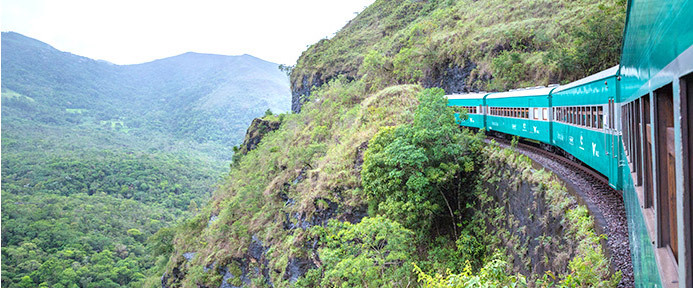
left=598, top=106, right=604, bottom=129
left=655, top=83, right=677, bottom=262
left=542, top=108, right=548, bottom=121
left=574, top=107, right=580, bottom=125
left=587, top=107, right=593, bottom=128
left=582, top=107, right=587, bottom=126
left=574, top=107, right=578, bottom=125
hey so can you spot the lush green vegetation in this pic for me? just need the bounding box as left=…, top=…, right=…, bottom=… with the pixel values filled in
left=163, top=83, right=619, bottom=287
left=1, top=32, right=290, bottom=287
left=2, top=192, right=175, bottom=287
left=292, top=0, right=625, bottom=93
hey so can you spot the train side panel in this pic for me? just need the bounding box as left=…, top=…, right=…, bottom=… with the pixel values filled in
left=551, top=73, right=620, bottom=188
left=448, top=97, right=485, bottom=129
left=486, top=95, right=551, bottom=144
left=552, top=123, right=610, bottom=176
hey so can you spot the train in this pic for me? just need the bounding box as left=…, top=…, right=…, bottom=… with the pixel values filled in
left=447, top=0, right=693, bottom=287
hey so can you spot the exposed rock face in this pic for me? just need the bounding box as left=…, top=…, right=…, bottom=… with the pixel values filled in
left=283, top=257, right=316, bottom=283
left=290, top=72, right=355, bottom=113
left=479, top=160, right=580, bottom=283
left=290, top=60, right=479, bottom=114
left=290, top=74, right=318, bottom=113
left=423, top=60, right=479, bottom=94
left=238, top=117, right=281, bottom=155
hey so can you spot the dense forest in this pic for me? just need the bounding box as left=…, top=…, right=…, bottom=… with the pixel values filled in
left=1, top=32, right=291, bottom=287
left=161, top=0, right=627, bottom=287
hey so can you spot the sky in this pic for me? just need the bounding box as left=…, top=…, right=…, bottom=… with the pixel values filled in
left=1, top=0, right=375, bottom=65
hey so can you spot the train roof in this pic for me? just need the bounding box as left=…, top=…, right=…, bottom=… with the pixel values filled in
left=446, top=92, right=489, bottom=100
left=552, top=65, right=619, bottom=94
left=485, top=85, right=557, bottom=99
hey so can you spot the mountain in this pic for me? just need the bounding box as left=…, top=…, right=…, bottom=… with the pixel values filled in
left=2, top=32, right=290, bottom=151
left=1, top=32, right=290, bottom=287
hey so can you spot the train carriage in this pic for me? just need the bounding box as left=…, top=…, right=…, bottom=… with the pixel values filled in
left=617, top=0, right=693, bottom=286
left=485, top=87, right=555, bottom=144
left=550, top=66, right=621, bottom=189
left=447, top=93, right=488, bottom=129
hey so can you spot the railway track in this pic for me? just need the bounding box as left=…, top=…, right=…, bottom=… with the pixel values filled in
left=487, top=135, right=634, bottom=288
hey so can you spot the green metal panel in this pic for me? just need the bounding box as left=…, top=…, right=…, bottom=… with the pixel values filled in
left=486, top=116, right=551, bottom=143
left=486, top=95, right=550, bottom=107
left=552, top=75, right=618, bottom=106
left=454, top=113, right=484, bottom=129
left=447, top=98, right=483, bottom=107
left=552, top=123, right=611, bottom=177
left=619, top=0, right=693, bottom=103
left=620, top=144, right=664, bottom=287
left=448, top=96, right=485, bottom=129
left=617, top=1, right=693, bottom=286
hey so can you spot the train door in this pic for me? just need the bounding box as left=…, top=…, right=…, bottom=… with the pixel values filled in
left=607, top=97, right=620, bottom=188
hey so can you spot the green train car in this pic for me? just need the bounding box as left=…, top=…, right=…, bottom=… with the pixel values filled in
left=551, top=66, right=621, bottom=189
left=618, top=0, right=693, bottom=287
left=485, top=86, right=555, bottom=144
left=447, top=93, right=487, bottom=129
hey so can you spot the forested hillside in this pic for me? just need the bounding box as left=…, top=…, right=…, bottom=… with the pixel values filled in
left=1, top=32, right=290, bottom=287
left=162, top=0, right=626, bottom=287
left=290, top=0, right=624, bottom=112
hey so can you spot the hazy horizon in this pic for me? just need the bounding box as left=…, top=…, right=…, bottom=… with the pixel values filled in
left=2, top=0, right=376, bottom=66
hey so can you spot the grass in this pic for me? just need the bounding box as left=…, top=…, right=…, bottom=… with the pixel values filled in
left=291, top=0, right=625, bottom=94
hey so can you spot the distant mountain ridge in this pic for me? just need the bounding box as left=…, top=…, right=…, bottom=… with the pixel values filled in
left=1, top=31, right=291, bottom=153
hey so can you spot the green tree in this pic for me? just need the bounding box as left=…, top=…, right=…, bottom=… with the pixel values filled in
left=361, top=88, right=479, bottom=237
left=309, top=216, right=417, bottom=288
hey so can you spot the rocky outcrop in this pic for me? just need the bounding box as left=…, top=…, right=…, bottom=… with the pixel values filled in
left=423, top=60, right=480, bottom=94
left=290, top=71, right=355, bottom=113
left=237, top=117, right=281, bottom=155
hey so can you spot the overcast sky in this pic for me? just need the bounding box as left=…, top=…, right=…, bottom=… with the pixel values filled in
left=2, top=0, right=375, bottom=65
